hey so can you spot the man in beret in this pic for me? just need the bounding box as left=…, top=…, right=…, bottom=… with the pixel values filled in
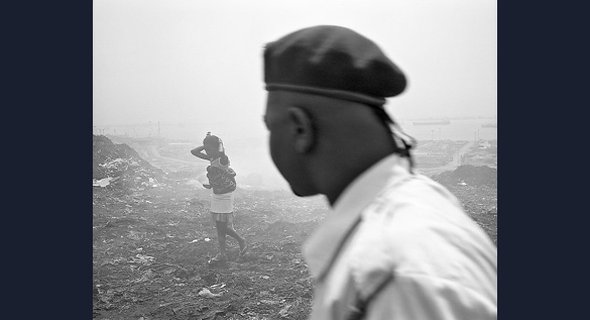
left=262, top=25, right=497, bottom=319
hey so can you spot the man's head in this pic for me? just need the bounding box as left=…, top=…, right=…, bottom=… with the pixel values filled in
left=263, top=25, right=412, bottom=202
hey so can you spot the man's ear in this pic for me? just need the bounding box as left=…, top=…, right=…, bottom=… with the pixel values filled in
left=287, top=107, right=314, bottom=153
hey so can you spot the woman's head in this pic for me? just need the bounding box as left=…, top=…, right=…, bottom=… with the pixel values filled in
left=203, top=132, right=226, bottom=159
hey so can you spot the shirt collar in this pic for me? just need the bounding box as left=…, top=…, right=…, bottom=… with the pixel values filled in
left=302, top=154, right=411, bottom=280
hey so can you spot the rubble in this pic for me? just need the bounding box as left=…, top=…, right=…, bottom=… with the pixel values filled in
left=93, top=135, right=167, bottom=192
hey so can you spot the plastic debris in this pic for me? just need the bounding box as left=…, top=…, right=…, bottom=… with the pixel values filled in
left=93, top=177, right=113, bottom=187
left=279, top=304, right=291, bottom=317
left=210, top=283, right=226, bottom=290
left=130, top=254, right=155, bottom=265
left=198, top=288, right=222, bottom=298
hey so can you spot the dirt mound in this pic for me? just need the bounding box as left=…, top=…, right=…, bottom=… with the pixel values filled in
left=432, top=165, right=496, bottom=187
left=93, top=135, right=167, bottom=192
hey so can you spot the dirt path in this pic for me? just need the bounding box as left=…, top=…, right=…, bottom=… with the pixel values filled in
left=417, top=141, right=475, bottom=176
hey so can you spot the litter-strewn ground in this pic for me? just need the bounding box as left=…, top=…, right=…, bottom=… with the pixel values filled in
left=93, top=184, right=321, bottom=320
left=93, top=135, right=497, bottom=319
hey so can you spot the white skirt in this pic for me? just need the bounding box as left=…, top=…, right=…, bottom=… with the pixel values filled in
left=210, top=192, right=234, bottom=213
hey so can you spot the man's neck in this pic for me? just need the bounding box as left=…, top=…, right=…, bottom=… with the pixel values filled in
left=323, top=150, right=396, bottom=206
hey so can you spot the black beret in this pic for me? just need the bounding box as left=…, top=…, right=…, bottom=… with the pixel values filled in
left=264, top=25, right=407, bottom=106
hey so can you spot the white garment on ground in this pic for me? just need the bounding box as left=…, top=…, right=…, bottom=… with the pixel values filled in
left=303, top=154, right=497, bottom=320
left=210, top=192, right=234, bottom=213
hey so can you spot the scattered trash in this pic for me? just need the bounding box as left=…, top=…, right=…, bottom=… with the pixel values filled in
left=210, top=283, right=226, bottom=290
left=127, top=231, right=143, bottom=241
left=93, top=135, right=166, bottom=191
left=279, top=304, right=291, bottom=317
left=135, top=269, right=156, bottom=283
left=93, top=177, right=113, bottom=188
left=99, top=158, right=127, bottom=170
left=130, top=254, right=155, bottom=265
left=99, top=256, right=126, bottom=267
left=162, top=267, right=176, bottom=275
left=93, top=135, right=496, bottom=318
left=198, top=288, right=222, bottom=298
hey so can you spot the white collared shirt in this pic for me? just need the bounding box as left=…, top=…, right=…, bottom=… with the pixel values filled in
left=303, top=154, right=497, bottom=319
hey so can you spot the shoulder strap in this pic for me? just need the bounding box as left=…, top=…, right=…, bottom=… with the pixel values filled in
left=343, top=175, right=417, bottom=320
left=346, top=272, right=395, bottom=320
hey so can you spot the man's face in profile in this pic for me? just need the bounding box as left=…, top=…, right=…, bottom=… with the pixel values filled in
left=264, top=92, right=312, bottom=197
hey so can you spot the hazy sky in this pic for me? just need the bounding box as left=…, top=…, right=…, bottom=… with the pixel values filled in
left=93, top=0, right=496, bottom=128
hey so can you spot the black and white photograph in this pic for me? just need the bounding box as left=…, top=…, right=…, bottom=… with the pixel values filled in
left=93, top=0, right=497, bottom=319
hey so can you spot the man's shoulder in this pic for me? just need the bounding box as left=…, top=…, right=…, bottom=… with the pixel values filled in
left=354, top=174, right=463, bottom=227
left=342, top=175, right=496, bottom=292
left=353, top=175, right=494, bottom=259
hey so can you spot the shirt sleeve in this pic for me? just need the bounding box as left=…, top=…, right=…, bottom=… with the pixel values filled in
left=365, top=273, right=496, bottom=320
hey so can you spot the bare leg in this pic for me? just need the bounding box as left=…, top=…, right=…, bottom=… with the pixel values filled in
left=226, top=222, right=245, bottom=248
left=215, top=221, right=228, bottom=257
left=225, top=220, right=247, bottom=255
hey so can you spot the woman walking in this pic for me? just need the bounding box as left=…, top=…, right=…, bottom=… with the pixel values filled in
left=191, top=132, right=247, bottom=262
